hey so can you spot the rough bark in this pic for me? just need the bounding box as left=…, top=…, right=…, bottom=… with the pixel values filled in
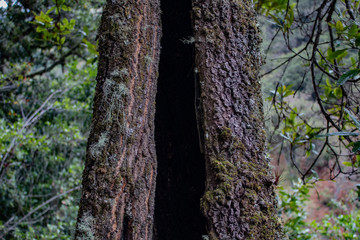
left=75, top=0, right=161, bottom=239
left=193, top=0, right=284, bottom=239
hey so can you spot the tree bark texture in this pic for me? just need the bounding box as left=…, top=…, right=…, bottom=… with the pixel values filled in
left=75, top=0, right=161, bottom=239
left=193, top=1, right=284, bottom=239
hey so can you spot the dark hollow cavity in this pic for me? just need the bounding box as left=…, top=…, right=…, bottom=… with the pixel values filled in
left=154, top=0, right=207, bottom=239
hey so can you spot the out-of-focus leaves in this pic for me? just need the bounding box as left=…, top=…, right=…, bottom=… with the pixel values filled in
left=345, top=109, right=360, bottom=131
left=337, top=69, right=360, bottom=85
left=352, top=141, right=360, bottom=153
left=0, top=0, right=104, bottom=238
left=327, top=49, right=347, bottom=61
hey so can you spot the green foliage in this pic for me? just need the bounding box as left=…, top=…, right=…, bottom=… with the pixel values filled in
left=278, top=180, right=314, bottom=239
left=260, top=1, right=360, bottom=238
left=279, top=180, right=360, bottom=240
left=256, top=0, right=289, bottom=14
left=0, top=0, right=103, bottom=238
left=31, top=0, right=77, bottom=48
left=262, top=0, right=360, bottom=179
left=0, top=60, right=97, bottom=239
left=1, top=0, right=360, bottom=238
left=256, top=0, right=295, bottom=32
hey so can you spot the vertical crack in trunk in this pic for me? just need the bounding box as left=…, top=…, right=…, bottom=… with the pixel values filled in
left=154, top=0, right=207, bottom=239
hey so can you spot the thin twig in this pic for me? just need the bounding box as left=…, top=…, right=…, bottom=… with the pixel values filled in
left=0, top=186, right=81, bottom=238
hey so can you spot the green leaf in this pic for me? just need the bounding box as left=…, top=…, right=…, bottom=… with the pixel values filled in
left=336, top=20, right=344, bottom=33
left=352, top=141, right=360, bottom=152
left=83, top=38, right=96, bottom=53
left=328, top=49, right=347, bottom=61
left=348, top=24, right=358, bottom=36
left=83, top=26, right=89, bottom=35
left=62, top=18, right=69, bottom=26
left=46, top=6, right=56, bottom=14
left=343, top=161, right=353, bottom=167
left=351, top=57, right=356, bottom=66
left=36, top=26, right=45, bottom=32
left=269, top=13, right=283, bottom=27
left=337, top=69, right=360, bottom=85
left=333, top=87, right=342, bottom=99
left=345, top=108, right=360, bottom=130
left=61, top=5, right=70, bottom=11
left=316, top=132, right=359, bottom=138
left=69, top=19, right=76, bottom=29
left=35, top=15, right=46, bottom=23
left=283, top=89, right=294, bottom=97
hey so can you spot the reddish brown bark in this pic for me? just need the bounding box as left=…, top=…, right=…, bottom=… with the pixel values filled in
left=193, top=0, right=284, bottom=239
left=75, top=0, right=161, bottom=239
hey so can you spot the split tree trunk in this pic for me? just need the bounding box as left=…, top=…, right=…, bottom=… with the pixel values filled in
left=193, top=0, right=284, bottom=239
left=76, top=0, right=285, bottom=239
left=75, top=0, right=161, bottom=239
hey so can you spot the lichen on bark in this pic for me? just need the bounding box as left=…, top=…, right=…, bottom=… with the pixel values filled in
left=75, top=0, right=161, bottom=239
left=193, top=0, right=285, bottom=239
left=75, top=0, right=285, bottom=239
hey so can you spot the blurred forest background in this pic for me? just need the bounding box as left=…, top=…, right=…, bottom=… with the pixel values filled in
left=0, top=0, right=359, bottom=239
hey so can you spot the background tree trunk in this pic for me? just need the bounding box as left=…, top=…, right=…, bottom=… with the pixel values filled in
left=75, top=0, right=161, bottom=239
left=193, top=0, right=284, bottom=239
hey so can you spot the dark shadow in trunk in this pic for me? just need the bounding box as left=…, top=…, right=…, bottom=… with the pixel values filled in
left=154, top=0, right=207, bottom=239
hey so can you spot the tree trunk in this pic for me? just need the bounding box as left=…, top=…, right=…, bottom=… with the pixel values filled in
left=75, top=0, right=161, bottom=239
left=76, top=0, right=284, bottom=239
left=193, top=0, right=284, bottom=239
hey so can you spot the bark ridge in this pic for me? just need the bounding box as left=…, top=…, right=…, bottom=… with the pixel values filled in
left=75, top=0, right=161, bottom=239
left=193, top=0, right=284, bottom=239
